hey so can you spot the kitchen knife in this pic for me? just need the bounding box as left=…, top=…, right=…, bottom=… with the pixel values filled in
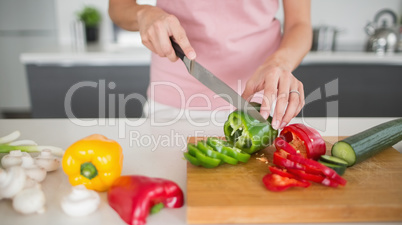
left=170, top=38, right=267, bottom=123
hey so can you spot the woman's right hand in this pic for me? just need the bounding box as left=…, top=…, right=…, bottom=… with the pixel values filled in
left=137, top=6, right=196, bottom=62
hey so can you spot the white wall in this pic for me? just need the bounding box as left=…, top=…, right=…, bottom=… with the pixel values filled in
left=277, top=0, right=402, bottom=50
left=55, top=0, right=402, bottom=49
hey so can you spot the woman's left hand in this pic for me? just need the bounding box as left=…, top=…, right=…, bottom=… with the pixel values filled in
left=241, top=59, right=305, bottom=130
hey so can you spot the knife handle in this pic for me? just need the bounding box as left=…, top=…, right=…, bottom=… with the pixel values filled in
left=170, top=37, right=185, bottom=60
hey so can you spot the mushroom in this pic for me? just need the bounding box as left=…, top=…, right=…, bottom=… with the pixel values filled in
left=34, top=149, right=61, bottom=172
left=1, top=150, right=24, bottom=169
left=0, top=167, right=26, bottom=200
left=24, top=177, right=38, bottom=189
left=21, top=155, right=46, bottom=182
left=61, top=185, right=100, bottom=217
left=12, top=183, right=46, bottom=214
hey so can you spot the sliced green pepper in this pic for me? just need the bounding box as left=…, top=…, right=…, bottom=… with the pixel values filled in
left=223, top=104, right=278, bottom=154
left=183, top=152, right=200, bottom=166
left=206, top=137, right=250, bottom=163
left=187, top=144, right=221, bottom=168
left=197, top=141, right=238, bottom=165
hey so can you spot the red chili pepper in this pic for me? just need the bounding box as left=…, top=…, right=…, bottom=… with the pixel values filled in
left=287, top=154, right=347, bottom=186
left=280, top=124, right=326, bottom=160
left=262, top=173, right=310, bottom=192
left=107, top=175, right=184, bottom=225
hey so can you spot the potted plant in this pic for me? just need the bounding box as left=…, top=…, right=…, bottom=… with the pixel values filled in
left=77, top=6, right=102, bottom=43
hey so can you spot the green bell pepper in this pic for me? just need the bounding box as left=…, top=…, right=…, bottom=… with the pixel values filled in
left=183, top=152, right=200, bottom=166
left=206, top=137, right=250, bottom=163
left=197, top=141, right=239, bottom=165
left=223, top=104, right=278, bottom=154
left=186, top=143, right=221, bottom=168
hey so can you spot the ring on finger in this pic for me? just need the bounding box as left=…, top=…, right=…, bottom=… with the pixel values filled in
left=289, top=90, right=300, bottom=96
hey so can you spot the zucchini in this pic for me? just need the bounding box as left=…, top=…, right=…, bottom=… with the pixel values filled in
left=318, top=160, right=347, bottom=175
left=331, top=118, right=402, bottom=166
left=319, top=155, right=348, bottom=167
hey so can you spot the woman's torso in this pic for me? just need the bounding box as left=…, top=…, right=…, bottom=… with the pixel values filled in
left=148, top=0, right=281, bottom=111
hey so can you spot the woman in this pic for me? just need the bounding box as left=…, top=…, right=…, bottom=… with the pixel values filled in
left=109, top=0, right=312, bottom=129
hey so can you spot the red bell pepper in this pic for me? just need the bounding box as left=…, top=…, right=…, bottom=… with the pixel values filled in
left=280, top=124, right=326, bottom=160
left=274, top=138, right=323, bottom=175
left=273, top=150, right=304, bottom=170
left=107, top=175, right=184, bottom=225
left=321, top=177, right=340, bottom=188
left=269, top=166, right=297, bottom=179
left=287, top=154, right=347, bottom=186
left=274, top=137, right=299, bottom=155
left=262, top=173, right=310, bottom=192
left=287, top=168, right=325, bottom=183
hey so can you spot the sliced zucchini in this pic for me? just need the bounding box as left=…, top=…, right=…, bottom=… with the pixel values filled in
left=318, top=160, right=347, bottom=175
left=319, top=155, right=348, bottom=167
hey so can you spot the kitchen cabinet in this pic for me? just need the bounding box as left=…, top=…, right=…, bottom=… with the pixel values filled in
left=22, top=50, right=402, bottom=118
left=26, top=64, right=149, bottom=118
left=293, top=63, right=402, bottom=117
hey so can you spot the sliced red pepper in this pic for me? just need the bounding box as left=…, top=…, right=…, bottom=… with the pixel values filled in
left=321, top=177, right=340, bottom=188
left=274, top=137, right=299, bottom=155
left=287, top=168, right=325, bottom=183
left=269, top=166, right=297, bottom=179
left=287, top=154, right=347, bottom=186
left=107, top=175, right=184, bottom=225
left=304, top=164, right=324, bottom=175
left=280, top=124, right=326, bottom=160
left=273, top=150, right=304, bottom=170
left=262, top=173, right=310, bottom=192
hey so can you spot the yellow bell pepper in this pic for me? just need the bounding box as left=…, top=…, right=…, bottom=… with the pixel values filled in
left=62, top=134, right=124, bottom=192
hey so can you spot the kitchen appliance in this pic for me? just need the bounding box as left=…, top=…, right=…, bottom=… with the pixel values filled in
left=365, top=9, right=398, bottom=54
left=186, top=136, right=402, bottom=224
left=170, top=38, right=267, bottom=123
left=311, top=26, right=340, bottom=51
left=397, top=25, right=402, bottom=52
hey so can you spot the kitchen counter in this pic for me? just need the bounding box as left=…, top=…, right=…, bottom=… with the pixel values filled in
left=20, top=44, right=402, bottom=66
left=0, top=117, right=401, bottom=225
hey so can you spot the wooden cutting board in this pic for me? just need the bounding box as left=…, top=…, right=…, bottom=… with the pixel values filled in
left=186, top=137, right=402, bottom=224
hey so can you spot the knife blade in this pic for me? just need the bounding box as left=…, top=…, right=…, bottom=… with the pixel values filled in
left=170, top=38, right=267, bottom=123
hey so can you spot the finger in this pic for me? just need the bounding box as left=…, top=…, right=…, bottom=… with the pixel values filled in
left=295, top=82, right=305, bottom=117
left=241, top=79, right=258, bottom=103
left=169, top=17, right=196, bottom=60
left=260, top=71, right=280, bottom=120
left=272, top=74, right=291, bottom=130
left=146, top=26, right=166, bottom=58
left=141, top=33, right=157, bottom=54
left=280, top=87, right=300, bottom=129
left=157, top=26, right=178, bottom=62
